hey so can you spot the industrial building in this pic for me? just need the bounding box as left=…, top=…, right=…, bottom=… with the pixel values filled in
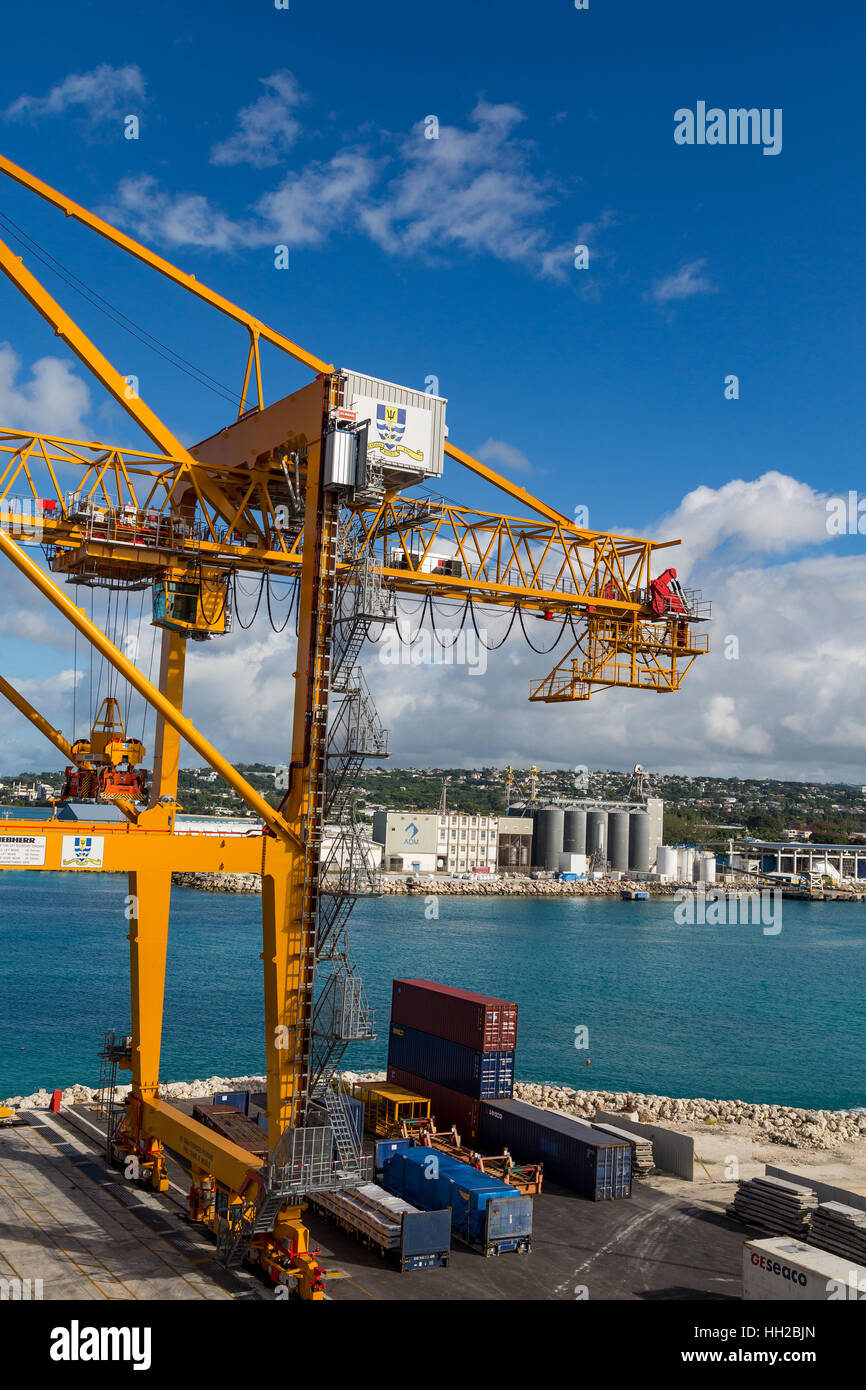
left=727, top=839, right=866, bottom=882
left=372, top=810, right=529, bottom=874
left=372, top=800, right=663, bottom=876
left=511, top=797, right=664, bottom=874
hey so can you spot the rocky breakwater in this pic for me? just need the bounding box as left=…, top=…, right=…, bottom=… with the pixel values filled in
left=172, top=872, right=262, bottom=893
left=515, top=1083, right=866, bottom=1152
left=372, top=877, right=678, bottom=897
left=3, top=1073, right=269, bottom=1110
left=171, top=871, right=681, bottom=897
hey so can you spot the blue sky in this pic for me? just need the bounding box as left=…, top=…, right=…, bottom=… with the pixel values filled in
left=1, top=0, right=865, bottom=781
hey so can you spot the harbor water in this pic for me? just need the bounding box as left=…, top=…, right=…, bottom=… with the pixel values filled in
left=1, top=871, right=864, bottom=1110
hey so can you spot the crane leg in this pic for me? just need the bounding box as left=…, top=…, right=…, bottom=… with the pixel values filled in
left=113, top=866, right=172, bottom=1191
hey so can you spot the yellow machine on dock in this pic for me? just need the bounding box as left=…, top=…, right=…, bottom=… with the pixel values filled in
left=351, top=1081, right=432, bottom=1138
left=0, top=153, right=710, bottom=1299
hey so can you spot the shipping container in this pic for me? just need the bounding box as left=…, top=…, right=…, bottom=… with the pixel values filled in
left=391, top=978, right=518, bottom=1052
left=213, top=1090, right=249, bottom=1114
left=382, top=1147, right=532, bottom=1256
left=388, top=1022, right=514, bottom=1100
left=192, top=1104, right=268, bottom=1160
left=743, top=1237, right=866, bottom=1301
left=479, top=1098, right=632, bottom=1200
left=387, top=1066, right=480, bottom=1144
left=375, top=1137, right=411, bottom=1178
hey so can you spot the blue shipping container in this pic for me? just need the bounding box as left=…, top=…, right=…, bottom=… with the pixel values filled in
left=382, top=1147, right=532, bottom=1255
left=479, top=1098, right=632, bottom=1200
left=213, top=1090, right=249, bottom=1114
left=387, top=1023, right=514, bottom=1101
left=375, top=1137, right=411, bottom=1177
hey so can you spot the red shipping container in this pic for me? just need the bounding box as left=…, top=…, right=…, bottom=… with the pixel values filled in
left=387, top=1066, right=481, bottom=1145
left=391, top=978, right=518, bottom=1053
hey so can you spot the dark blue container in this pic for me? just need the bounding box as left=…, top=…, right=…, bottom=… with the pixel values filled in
left=479, top=1098, right=632, bottom=1200
left=213, top=1090, right=249, bottom=1114
left=387, top=1023, right=514, bottom=1100
left=382, top=1146, right=532, bottom=1255
left=375, top=1137, right=410, bottom=1178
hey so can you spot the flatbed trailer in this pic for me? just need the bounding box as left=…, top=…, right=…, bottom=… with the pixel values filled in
left=308, top=1183, right=450, bottom=1272
left=191, top=1103, right=268, bottom=1160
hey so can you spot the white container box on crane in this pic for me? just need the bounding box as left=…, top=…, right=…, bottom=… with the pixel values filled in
left=742, top=1236, right=866, bottom=1301
left=191, top=368, right=446, bottom=493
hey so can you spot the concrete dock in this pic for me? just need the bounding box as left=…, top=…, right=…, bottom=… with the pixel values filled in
left=0, top=1111, right=248, bottom=1301
left=0, top=1105, right=750, bottom=1301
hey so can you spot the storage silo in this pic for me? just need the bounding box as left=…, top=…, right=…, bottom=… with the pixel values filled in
left=534, top=808, right=565, bottom=871
left=607, top=811, right=631, bottom=873
left=677, top=847, right=694, bottom=880
left=628, top=812, right=651, bottom=873
left=697, top=854, right=717, bottom=884
left=656, top=845, right=677, bottom=878
left=563, top=809, right=587, bottom=856
left=585, top=809, right=608, bottom=864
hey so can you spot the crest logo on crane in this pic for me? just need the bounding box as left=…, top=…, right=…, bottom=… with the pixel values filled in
left=371, top=403, right=424, bottom=462
left=376, top=404, right=405, bottom=447
left=60, top=835, right=105, bottom=868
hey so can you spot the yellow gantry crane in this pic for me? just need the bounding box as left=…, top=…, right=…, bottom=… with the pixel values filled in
left=0, top=154, right=710, bottom=1299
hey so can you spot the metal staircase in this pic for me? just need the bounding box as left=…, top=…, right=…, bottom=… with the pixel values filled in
left=95, top=1029, right=132, bottom=1158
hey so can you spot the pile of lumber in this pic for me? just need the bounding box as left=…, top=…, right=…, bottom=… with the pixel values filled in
left=808, top=1202, right=866, bottom=1264
left=726, top=1175, right=817, bottom=1236
left=591, top=1121, right=655, bottom=1176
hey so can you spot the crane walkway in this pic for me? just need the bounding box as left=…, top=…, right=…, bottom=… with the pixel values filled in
left=0, top=1111, right=236, bottom=1300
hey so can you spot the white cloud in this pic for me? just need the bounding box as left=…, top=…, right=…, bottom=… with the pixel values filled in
left=647, top=258, right=717, bottom=304
left=105, top=96, right=597, bottom=277
left=4, top=64, right=145, bottom=125
left=477, top=438, right=534, bottom=475
left=360, top=101, right=552, bottom=269
left=211, top=70, right=304, bottom=168
left=0, top=344, right=91, bottom=437
left=103, top=175, right=259, bottom=251
left=703, top=694, right=773, bottom=756
left=256, top=151, right=379, bottom=247
left=653, top=471, right=831, bottom=572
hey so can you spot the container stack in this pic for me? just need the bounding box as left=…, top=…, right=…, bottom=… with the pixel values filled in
left=387, top=978, right=518, bottom=1146
left=591, top=1121, right=655, bottom=1176
left=727, top=1175, right=818, bottom=1236
left=808, top=1202, right=866, bottom=1264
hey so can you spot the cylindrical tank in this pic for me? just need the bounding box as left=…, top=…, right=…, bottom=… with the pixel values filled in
left=628, top=812, right=651, bottom=873
left=697, top=854, right=716, bottom=884
left=677, top=847, right=694, bottom=880
left=534, top=808, right=565, bottom=871
left=585, top=810, right=608, bottom=864
left=563, top=809, right=587, bottom=855
left=607, top=811, right=630, bottom=873
left=656, top=845, right=677, bottom=878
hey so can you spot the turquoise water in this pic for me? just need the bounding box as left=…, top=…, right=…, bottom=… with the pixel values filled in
left=1, top=873, right=864, bottom=1109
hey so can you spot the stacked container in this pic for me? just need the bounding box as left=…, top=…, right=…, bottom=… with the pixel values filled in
left=388, top=979, right=518, bottom=1139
